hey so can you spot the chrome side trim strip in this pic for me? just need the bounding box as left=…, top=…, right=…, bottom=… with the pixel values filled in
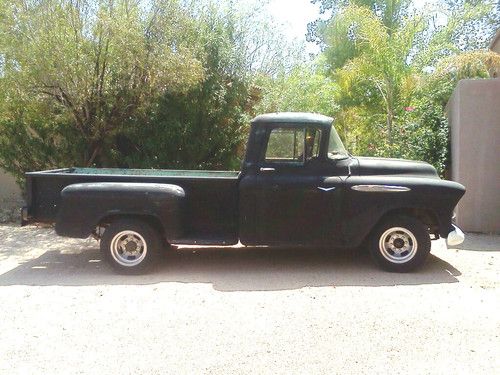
left=351, top=185, right=411, bottom=192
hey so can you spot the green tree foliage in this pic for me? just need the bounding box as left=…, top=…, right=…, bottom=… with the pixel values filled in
left=0, top=101, right=86, bottom=186
left=120, top=5, right=261, bottom=170
left=413, top=0, right=498, bottom=68
left=308, top=0, right=411, bottom=48
left=0, top=0, right=497, bottom=186
left=406, top=50, right=500, bottom=174
left=301, top=0, right=498, bottom=174
left=314, top=3, right=425, bottom=155
left=0, top=0, right=297, bottom=184
left=255, top=64, right=338, bottom=116
left=0, top=0, right=204, bottom=174
left=119, top=1, right=300, bottom=170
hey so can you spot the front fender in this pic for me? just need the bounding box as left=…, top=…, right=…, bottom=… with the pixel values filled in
left=342, top=176, right=465, bottom=246
left=55, top=182, right=185, bottom=240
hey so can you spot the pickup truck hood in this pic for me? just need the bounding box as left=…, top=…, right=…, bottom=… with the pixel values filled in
left=353, top=156, right=439, bottom=178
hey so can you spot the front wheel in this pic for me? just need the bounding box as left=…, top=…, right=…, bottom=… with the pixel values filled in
left=100, top=219, right=162, bottom=273
left=369, top=216, right=431, bottom=272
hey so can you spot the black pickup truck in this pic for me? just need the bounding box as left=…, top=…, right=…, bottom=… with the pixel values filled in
left=22, top=112, right=465, bottom=273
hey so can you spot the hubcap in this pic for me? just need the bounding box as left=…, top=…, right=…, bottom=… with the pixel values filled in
left=110, top=230, right=148, bottom=267
left=378, top=227, right=418, bottom=264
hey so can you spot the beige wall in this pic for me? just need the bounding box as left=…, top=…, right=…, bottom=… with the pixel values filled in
left=447, top=79, right=500, bottom=233
left=0, top=168, right=21, bottom=202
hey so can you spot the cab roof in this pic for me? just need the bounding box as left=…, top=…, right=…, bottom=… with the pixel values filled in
left=251, top=112, right=333, bottom=128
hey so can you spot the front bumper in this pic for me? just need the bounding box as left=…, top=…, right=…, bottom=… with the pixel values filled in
left=447, top=224, right=465, bottom=246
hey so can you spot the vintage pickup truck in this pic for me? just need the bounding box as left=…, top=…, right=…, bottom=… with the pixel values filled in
left=22, top=112, right=465, bottom=273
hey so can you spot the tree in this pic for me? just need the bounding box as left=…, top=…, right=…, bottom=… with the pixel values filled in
left=317, top=3, right=424, bottom=155
left=255, top=64, right=357, bottom=155
left=305, top=0, right=498, bottom=171
left=120, top=4, right=261, bottom=170
left=187, top=0, right=305, bottom=76
left=255, top=63, right=338, bottom=116
left=307, top=0, right=411, bottom=49
left=0, top=0, right=204, bottom=172
left=0, top=0, right=303, bottom=184
left=0, top=100, right=86, bottom=186
left=116, top=1, right=302, bottom=170
left=412, top=0, right=498, bottom=69
left=405, top=50, right=500, bottom=174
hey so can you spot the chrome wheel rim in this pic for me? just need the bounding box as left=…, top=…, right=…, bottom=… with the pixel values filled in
left=110, top=230, right=147, bottom=267
left=378, top=227, right=418, bottom=264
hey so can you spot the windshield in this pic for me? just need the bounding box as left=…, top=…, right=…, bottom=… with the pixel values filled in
left=328, top=124, right=349, bottom=160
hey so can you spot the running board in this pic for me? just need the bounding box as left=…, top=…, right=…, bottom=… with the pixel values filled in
left=173, top=238, right=238, bottom=246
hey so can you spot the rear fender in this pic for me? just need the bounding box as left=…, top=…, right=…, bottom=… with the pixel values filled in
left=55, top=182, right=185, bottom=240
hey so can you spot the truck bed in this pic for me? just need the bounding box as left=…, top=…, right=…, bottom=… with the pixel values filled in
left=25, top=167, right=241, bottom=244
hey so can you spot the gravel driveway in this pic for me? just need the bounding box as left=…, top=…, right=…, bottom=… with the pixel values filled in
left=0, top=224, right=498, bottom=374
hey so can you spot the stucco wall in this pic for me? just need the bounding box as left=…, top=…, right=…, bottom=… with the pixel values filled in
left=0, top=168, right=23, bottom=222
left=0, top=168, right=23, bottom=221
left=0, top=169, right=21, bottom=201
left=447, top=79, right=500, bottom=233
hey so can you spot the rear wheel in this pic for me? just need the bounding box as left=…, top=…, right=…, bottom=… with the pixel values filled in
left=369, top=216, right=431, bottom=272
left=100, top=219, right=162, bottom=273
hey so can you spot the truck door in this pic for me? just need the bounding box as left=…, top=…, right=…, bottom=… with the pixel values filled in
left=239, top=125, right=343, bottom=246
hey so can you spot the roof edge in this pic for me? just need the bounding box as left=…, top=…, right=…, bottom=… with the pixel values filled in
left=251, top=112, right=333, bottom=125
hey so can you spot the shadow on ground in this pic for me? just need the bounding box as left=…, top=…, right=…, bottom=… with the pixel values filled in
left=0, top=245, right=461, bottom=291
left=454, top=233, right=500, bottom=252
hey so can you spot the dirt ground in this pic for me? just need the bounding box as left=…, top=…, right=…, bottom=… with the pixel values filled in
left=0, top=224, right=498, bottom=375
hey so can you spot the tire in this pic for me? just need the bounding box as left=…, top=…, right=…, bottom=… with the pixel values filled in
left=100, top=218, right=162, bottom=274
left=369, top=215, right=431, bottom=272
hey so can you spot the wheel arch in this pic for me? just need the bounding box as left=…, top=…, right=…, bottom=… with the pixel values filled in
left=377, top=207, right=440, bottom=235
left=355, top=207, right=440, bottom=248
left=95, top=213, right=167, bottom=244
left=55, top=182, right=185, bottom=240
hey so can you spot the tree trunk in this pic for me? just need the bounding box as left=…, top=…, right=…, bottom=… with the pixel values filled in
left=86, top=142, right=102, bottom=167
left=385, top=79, right=394, bottom=156
left=387, top=107, right=393, bottom=152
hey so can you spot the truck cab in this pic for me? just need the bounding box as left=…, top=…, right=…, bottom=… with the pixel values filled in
left=239, top=113, right=350, bottom=246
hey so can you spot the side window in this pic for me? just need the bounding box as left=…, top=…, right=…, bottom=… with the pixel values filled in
left=265, top=128, right=305, bottom=163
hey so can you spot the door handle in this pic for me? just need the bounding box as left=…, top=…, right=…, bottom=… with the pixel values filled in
left=317, top=186, right=336, bottom=192
left=260, top=167, right=276, bottom=172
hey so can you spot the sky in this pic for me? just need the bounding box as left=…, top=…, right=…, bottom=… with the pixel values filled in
left=265, top=0, right=322, bottom=54
left=266, top=0, right=321, bottom=42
